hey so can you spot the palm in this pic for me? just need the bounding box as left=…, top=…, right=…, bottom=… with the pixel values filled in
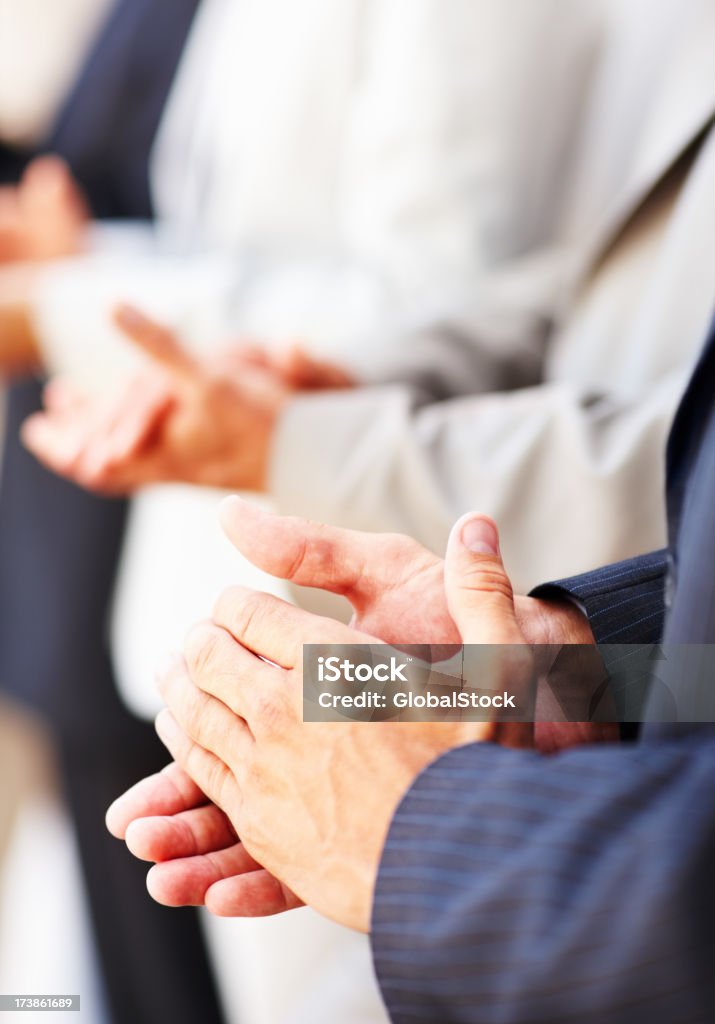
left=347, top=538, right=460, bottom=660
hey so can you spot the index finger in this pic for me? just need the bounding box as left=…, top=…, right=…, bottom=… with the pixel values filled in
left=218, top=495, right=419, bottom=602
left=113, top=303, right=199, bottom=380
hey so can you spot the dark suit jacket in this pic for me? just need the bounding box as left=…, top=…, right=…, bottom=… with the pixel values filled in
left=0, top=0, right=199, bottom=732
left=0, top=9, right=229, bottom=1024
left=1, top=0, right=199, bottom=214
left=371, top=312, right=715, bottom=1023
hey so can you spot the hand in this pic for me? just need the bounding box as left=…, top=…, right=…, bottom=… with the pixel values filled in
left=0, top=157, right=80, bottom=370
left=106, top=762, right=303, bottom=916
left=22, top=305, right=289, bottom=493
left=21, top=306, right=359, bottom=493
left=0, top=156, right=87, bottom=264
left=215, top=496, right=596, bottom=654
left=151, top=513, right=537, bottom=932
left=108, top=503, right=608, bottom=919
left=105, top=499, right=463, bottom=917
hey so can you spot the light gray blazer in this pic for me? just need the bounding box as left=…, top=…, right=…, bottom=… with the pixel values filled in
left=271, top=0, right=715, bottom=592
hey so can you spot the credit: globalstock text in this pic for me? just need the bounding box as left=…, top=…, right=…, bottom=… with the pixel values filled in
left=317, top=689, right=518, bottom=711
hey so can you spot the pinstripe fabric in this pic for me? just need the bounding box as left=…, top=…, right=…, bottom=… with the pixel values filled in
left=371, top=315, right=715, bottom=1022
left=530, top=550, right=669, bottom=644
left=662, top=343, right=715, bottom=649
left=372, top=738, right=715, bottom=1024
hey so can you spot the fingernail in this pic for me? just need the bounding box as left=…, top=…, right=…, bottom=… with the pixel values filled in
left=460, top=517, right=498, bottom=556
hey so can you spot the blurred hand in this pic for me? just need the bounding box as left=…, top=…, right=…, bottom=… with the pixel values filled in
left=0, top=154, right=86, bottom=372
left=108, top=501, right=611, bottom=918
left=21, top=306, right=356, bottom=494
left=22, top=305, right=288, bottom=493
left=0, top=155, right=88, bottom=264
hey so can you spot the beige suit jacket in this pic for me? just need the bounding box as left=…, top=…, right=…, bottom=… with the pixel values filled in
left=271, top=0, right=715, bottom=591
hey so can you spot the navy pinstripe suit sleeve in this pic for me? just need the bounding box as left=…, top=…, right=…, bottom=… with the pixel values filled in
left=371, top=733, right=715, bottom=1024
left=370, top=320, right=715, bottom=1023
left=530, top=550, right=668, bottom=643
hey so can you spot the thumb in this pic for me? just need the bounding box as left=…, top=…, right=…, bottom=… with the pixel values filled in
left=113, top=304, right=199, bottom=381
left=444, top=513, right=525, bottom=645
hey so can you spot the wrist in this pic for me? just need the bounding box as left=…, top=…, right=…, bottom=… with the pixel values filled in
left=515, top=594, right=595, bottom=647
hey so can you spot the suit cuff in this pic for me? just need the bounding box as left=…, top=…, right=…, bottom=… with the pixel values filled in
left=530, top=550, right=668, bottom=644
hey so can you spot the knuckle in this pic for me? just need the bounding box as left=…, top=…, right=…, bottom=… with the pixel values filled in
left=283, top=533, right=310, bottom=582
left=463, top=564, right=514, bottom=602
left=213, top=584, right=246, bottom=622
left=181, top=685, right=209, bottom=736
left=184, top=743, right=210, bottom=787
left=227, top=589, right=271, bottom=643
left=204, top=757, right=232, bottom=807
left=252, top=690, right=284, bottom=735
left=185, top=621, right=223, bottom=677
